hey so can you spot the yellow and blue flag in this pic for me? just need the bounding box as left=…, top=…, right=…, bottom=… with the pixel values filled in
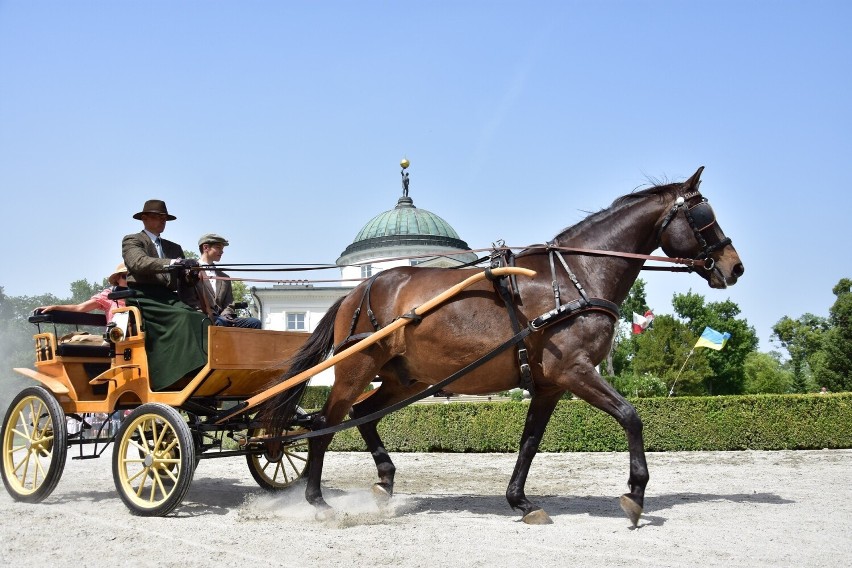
left=694, top=327, right=731, bottom=351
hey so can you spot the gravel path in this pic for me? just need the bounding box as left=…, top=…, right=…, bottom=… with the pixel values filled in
left=1, top=449, right=850, bottom=567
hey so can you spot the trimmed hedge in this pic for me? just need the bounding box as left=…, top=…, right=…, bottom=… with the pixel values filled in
left=296, top=389, right=852, bottom=452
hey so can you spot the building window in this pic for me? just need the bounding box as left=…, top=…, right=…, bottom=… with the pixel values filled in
left=286, top=312, right=306, bottom=331
left=361, top=264, right=373, bottom=278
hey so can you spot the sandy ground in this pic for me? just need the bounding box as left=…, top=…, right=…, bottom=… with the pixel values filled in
left=1, top=449, right=850, bottom=567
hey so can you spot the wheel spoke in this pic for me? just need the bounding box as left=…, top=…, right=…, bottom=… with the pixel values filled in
left=153, top=420, right=167, bottom=448
left=16, top=452, right=31, bottom=478
left=134, top=467, right=151, bottom=497
left=125, top=466, right=148, bottom=485
left=17, top=407, right=32, bottom=438
left=160, top=465, right=179, bottom=484
left=150, top=470, right=166, bottom=502
left=135, top=423, right=150, bottom=449
left=10, top=427, right=30, bottom=440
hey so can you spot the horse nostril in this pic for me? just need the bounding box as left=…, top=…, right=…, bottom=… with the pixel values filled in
left=732, top=263, right=744, bottom=277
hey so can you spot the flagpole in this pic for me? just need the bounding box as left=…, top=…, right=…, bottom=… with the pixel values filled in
left=668, top=348, right=695, bottom=397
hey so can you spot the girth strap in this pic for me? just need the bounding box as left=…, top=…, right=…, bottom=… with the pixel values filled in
left=530, top=297, right=620, bottom=330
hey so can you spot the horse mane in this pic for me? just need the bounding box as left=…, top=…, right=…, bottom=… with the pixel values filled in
left=611, top=179, right=682, bottom=207
left=550, top=179, right=683, bottom=241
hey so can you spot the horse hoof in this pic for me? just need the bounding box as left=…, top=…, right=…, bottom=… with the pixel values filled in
left=371, top=483, right=392, bottom=505
left=522, top=509, right=553, bottom=525
left=314, top=507, right=336, bottom=522
left=619, top=494, right=643, bottom=527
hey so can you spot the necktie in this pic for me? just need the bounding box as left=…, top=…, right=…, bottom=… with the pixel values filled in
left=154, top=237, right=164, bottom=258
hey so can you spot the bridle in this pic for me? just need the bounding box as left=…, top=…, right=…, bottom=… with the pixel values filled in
left=657, top=190, right=732, bottom=272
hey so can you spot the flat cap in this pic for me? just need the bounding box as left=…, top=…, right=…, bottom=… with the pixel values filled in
left=198, top=233, right=229, bottom=247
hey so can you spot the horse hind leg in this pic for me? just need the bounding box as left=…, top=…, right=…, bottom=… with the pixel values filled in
left=352, top=380, right=431, bottom=507
left=305, top=414, right=336, bottom=521
left=506, top=393, right=561, bottom=525
left=305, top=356, right=385, bottom=521
left=357, top=419, right=394, bottom=506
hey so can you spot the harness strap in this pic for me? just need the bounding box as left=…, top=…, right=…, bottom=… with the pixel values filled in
left=345, top=273, right=382, bottom=341
left=547, top=242, right=561, bottom=310
left=550, top=248, right=590, bottom=303
left=333, top=332, right=374, bottom=354
left=486, top=269, right=535, bottom=396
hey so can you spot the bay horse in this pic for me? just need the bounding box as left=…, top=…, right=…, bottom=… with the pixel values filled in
left=265, top=166, right=744, bottom=526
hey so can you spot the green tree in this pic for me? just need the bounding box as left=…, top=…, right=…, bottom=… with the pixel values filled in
left=743, top=351, right=793, bottom=394
left=672, top=290, right=758, bottom=394
left=621, top=278, right=650, bottom=323
left=231, top=280, right=256, bottom=318
left=771, top=313, right=828, bottom=393
left=814, top=278, right=852, bottom=392
left=69, top=278, right=106, bottom=304
left=631, top=314, right=712, bottom=396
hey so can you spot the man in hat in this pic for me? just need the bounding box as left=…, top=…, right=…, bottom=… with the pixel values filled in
left=186, top=233, right=262, bottom=329
left=121, top=199, right=208, bottom=390
left=122, top=199, right=187, bottom=289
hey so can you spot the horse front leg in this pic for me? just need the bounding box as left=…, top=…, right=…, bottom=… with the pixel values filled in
left=506, top=394, right=561, bottom=525
left=564, top=360, right=649, bottom=527
left=617, top=404, right=648, bottom=527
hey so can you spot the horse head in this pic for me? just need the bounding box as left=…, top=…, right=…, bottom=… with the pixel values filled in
left=658, top=166, right=744, bottom=289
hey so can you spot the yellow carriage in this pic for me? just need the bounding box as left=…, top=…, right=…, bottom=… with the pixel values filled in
left=1, top=302, right=309, bottom=516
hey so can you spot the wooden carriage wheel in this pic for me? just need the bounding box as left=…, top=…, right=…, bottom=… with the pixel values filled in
left=246, top=428, right=310, bottom=491
left=112, top=403, right=196, bottom=516
left=1, top=386, right=68, bottom=503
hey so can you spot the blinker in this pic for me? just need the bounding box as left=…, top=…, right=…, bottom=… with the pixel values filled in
left=688, top=200, right=716, bottom=232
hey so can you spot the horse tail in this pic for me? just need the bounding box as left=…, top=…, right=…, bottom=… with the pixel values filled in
left=262, top=295, right=345, bottom=435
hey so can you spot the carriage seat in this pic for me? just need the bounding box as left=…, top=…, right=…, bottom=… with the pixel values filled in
left=55, top=340, right=111, bottom=359
left=30, top=309, right=111, bottom=359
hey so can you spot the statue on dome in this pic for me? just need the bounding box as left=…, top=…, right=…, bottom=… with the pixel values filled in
left=401, top=158, right=410, bottom=197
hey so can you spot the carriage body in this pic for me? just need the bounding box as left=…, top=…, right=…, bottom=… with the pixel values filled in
left=1, top=306, right=310, bottom=516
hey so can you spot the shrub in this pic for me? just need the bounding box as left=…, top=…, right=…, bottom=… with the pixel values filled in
left=318, top=393, right=852, bottom=452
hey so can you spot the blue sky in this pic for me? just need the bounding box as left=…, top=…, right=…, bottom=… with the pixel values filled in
left=1, top=1, right=849, bottom=352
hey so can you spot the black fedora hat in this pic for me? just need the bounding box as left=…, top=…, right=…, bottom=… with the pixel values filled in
left=133, top=199, right=176, bottom=221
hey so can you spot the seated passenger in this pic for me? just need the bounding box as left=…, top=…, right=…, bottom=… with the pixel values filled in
left=121, top=199, right=208, bottom=390
left=186, top=233, right=262, bottom=329
left=39, top=263, right=128, bottom=323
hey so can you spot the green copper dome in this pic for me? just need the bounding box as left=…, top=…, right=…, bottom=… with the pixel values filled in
left=340, top=195, right=470, bottom=257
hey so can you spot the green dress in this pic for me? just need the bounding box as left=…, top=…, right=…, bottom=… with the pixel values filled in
left=127, top=285, right=209, bottom=390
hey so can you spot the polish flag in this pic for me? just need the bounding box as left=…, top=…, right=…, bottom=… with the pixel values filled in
left=632, top=310, right=655, bottom=334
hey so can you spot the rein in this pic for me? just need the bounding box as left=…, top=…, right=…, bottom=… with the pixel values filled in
left=200, top=246, right=709, bottom=285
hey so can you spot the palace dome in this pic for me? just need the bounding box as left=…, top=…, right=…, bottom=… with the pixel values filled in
left=338, top=195, right=471, bottom=259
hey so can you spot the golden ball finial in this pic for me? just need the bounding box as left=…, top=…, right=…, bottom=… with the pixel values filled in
left=400, top=158, right=410, bottom=169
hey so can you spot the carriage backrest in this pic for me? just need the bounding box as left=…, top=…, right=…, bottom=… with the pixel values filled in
left=29, top=309, right=111, bottom=359
left=29, top=309, right=108, bottom=328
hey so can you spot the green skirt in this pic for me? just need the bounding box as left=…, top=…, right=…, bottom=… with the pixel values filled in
left=127, top=285, right=210, bottom=391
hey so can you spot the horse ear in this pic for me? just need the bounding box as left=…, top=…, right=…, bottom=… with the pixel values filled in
left=685, top=166, right=705, bottom=190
